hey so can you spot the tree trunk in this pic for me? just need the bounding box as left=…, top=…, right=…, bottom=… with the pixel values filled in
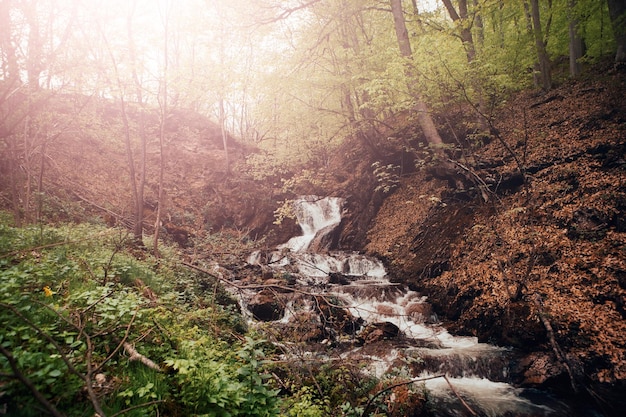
left=389, top=0, right=443, bottom=146
left=0, top=0, right=21, bottom=86
left=530, top=0, right=552, bottom=90
left=154, top=5, right=170, bottom=258
left=103, top=25, right=143, bottom=245
left=23, top=3, right=42, bottom=91
left=441, top=0, right=488, bottom=131
left=607, top=0, right=626, bottom=62
left=219, top=98, right=230, bottom=176
left=7, top=135, right=23, bottom=226
left=127, top=7, right=147, bottom=246
left=568, top=0, right=583, bottom=77
left=473, top=0, right=484, bottom=46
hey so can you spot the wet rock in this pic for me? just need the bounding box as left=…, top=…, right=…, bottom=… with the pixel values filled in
left=247, top=290, right=285, bottom=321
left=360, top=322, right=400, bottom=343
left=279, top=311, right=325, bottom=342
left=515, top=352, right=564, bottom=386
left=263, top=278, right=292, bottom=292
left=315, top=296, right=362, bottom=337
left=329, top=272, right=350, bottom=285
left=309, top=223, right=341, bottom=252
left=405, top=301, right=432, bottom=322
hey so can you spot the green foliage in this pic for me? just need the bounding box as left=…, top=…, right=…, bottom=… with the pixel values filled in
left=271, top=358, right=378, bottom=416
left=0, top=220, right=279, bottom=416
left=164, top=336, right=279, bottom=416
left=282, top=386, right=330, bottom=417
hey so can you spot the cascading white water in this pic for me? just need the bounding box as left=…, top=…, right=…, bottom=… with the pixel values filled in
left=279, top=195, right=344, bottom=252
left=245, top=196, right=571, bottom=416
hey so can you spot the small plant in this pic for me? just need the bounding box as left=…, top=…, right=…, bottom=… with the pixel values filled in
left=372, top=162, right=400, bottom=194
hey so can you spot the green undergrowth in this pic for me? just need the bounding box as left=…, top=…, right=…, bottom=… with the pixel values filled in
left=0, top=217, right=384, bottom=416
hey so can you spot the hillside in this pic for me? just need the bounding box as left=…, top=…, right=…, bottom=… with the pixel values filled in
left=0, top=95, right=299, bottom=246
left=363, top=62, right=626, bottom=408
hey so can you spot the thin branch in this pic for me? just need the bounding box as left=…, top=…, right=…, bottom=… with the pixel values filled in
left=0, top=345, right=66, bottom=417
left=531, top=293, right=579, bottom=393
left=257, top=0, right=322, bottom=24
left=84, top=335, right=107, bottom=417
left=360, top=374, right=478, bottom=417
left=437, top=50, right=526, bottom=175
left=93, top=309, right=139, bottom=374
left=443, top=375, right=478, bottom=416
left=1, top=302, right=85, bottom=381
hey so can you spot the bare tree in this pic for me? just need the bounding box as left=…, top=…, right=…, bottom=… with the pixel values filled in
left=528, top=0, right=552, bottom=90
left=441, top=0, right=489, bottom=131
left=154, top=0, right=172, bottom=257
left=389, top=0, right=444, bottom=147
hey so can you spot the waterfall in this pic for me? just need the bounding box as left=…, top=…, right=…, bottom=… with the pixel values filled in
left=279, top=195, right=343, bottom=252
left=243, top=196, right=575, bottom=416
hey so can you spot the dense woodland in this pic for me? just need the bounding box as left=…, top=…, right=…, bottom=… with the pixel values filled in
left=1, top=0, right=625, bottom=416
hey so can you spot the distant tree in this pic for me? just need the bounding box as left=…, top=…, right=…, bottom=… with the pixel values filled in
left=98, top=3, right=148, bottom=247
left=528, top=0, right=552, bottom=90
left=153, top=0, right=172, bottom=257
left=607, top=0, right=626, bottom=62
left=389, top=0, right=444, bottom=147
left=126, top=2, right=148, bottom=247
left=0, top=0, right=20, bottom=87
left=0, top=0, right=76, bottom=225
left=440, top=0, right=489, bottom=131
left=568, top=0, right=584, bottom=77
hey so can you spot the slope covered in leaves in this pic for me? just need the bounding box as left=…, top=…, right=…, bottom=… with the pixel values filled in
left=365, top=63, right=626, bottom=400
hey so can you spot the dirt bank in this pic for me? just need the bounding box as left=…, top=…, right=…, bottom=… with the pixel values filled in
left=362, top=64, right=626, bottom=409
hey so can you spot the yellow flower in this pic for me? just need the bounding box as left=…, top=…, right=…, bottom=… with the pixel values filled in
left=43, top=286, right=54, bottom=297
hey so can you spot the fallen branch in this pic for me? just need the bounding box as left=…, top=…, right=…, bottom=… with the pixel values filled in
left=531, top=293, right=579, bottom=392
left=123, top=342, right=162, bottom=372
left=443, top=375, right=478, bottom=416
left=181, top=261, right=405, bottom=318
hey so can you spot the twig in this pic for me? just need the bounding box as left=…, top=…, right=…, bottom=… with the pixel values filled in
left=446, top=157, right=493, bottom=202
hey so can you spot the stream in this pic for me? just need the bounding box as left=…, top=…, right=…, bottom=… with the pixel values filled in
left=241, top=196, right=577, bottom=416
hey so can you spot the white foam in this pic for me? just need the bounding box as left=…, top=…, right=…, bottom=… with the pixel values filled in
left=279, top=196, right=343, bottom=252
left=421, top=376, right=555, bottom=416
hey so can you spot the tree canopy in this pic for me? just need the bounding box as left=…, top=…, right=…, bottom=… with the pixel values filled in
left=1, top=0, right=623, bottom=225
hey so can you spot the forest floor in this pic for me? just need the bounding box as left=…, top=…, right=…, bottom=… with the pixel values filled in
left=364, top=61, right=626, bottom=410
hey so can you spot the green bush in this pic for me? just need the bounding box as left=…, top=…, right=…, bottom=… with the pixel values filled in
left=0, top=220, right=279, bottom=416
